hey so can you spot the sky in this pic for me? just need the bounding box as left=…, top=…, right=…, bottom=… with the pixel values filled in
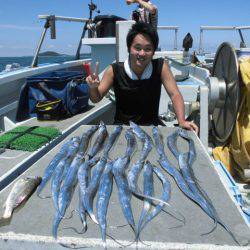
left=0, top=0, right=250, bottom=57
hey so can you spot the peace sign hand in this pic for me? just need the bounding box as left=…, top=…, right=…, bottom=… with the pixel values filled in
left=85, top=62, right=100, bottom=89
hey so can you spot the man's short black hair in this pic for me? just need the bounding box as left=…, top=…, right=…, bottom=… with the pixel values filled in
left=126, top=22, right=159, bottom=52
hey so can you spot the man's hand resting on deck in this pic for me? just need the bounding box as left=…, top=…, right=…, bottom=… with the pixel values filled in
left=179, top=121, right=199, bottom=134
left=85, top=62, right=100, bottom=89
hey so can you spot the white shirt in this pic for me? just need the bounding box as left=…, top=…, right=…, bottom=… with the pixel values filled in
left=124, top=58, right=153, bottom=80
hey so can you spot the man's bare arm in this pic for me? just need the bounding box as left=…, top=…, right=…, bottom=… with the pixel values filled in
left=161, top=60, right=198, bottom=133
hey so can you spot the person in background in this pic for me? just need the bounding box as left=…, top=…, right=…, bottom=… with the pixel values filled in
left=126, top=0, right=158, bottom=29
left=86, top=22, right=198, bottom=133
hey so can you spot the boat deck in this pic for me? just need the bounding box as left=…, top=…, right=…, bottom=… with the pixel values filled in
left=0, top=126, right=249, bottom=249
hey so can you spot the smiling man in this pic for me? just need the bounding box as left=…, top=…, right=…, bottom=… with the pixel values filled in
left=86, top=22, right=198, bottom=133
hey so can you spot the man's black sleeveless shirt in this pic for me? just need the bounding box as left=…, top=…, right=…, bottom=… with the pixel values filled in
left=112, top=58, right=164, bottom=125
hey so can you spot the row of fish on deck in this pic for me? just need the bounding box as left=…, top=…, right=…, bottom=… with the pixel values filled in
left=0, top=121, right=241, bottom=247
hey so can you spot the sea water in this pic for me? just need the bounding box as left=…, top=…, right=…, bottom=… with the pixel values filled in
left=0, top=54, right=91, bottom=72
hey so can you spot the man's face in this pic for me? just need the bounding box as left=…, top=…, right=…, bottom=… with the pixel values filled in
left=129, top=33, right=154, bottom=70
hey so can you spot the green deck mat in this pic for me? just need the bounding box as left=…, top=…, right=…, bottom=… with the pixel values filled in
left=0, top=126, right=61, bottom=152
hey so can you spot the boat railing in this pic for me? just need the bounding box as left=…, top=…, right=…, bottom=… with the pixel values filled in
left=38, top=15, right=89, bottom=23
left=199, top=25, right=250, bottom=54
left=31, top=15, right=90, bottom=68
left=157, top=26, right=179, bottom=50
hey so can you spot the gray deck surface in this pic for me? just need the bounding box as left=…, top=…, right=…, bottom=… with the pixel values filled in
left=0, top=126, right=249, bottom=250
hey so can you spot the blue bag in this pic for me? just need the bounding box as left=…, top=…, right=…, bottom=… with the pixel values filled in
left=66, top=80, right=89, bottom=115
left=16, top=71, right=89, bottom=121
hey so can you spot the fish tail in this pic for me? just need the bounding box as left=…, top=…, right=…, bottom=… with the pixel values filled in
left=101, top=227, right=107, bottom=248
left=78, top=209, right=88, bottom=232
left=37, top=192, right=51, bottom=199
left=200, top=216, right=217, bottom=236
left=135, top=229, right=141, bottom=243
left=82, top=221, right=87, bottom=233
left=78, top=209, right=87, bottom=232
left=134, top=229, right=151, bottom=247
left=218, top=220, right=240, bottom=246
left=85, top=197, right=98, bottom=224
left=36, top=186, right=42, bottom=196
left=129, top=223, right=137, bottom=238
left=89, top=212, right=99, bottom=224
left=106, top=232, right=130, bottom=248
left=52, top=212, right=62, bottom=239
left=136, top=208, right=149, bottom=242
left=36, top=181, right=46, bottom=197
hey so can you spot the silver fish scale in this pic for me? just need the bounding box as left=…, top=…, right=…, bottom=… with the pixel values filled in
left=87, top=122, right=107, bottom=159
left=96, top=161, right=113, bottom=245
left=3, top=177, right=41, bottom=219
left=102, top=125, right=122, bottom=158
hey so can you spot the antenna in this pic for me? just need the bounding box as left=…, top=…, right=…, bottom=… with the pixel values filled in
left=88, top=0, right=100, bottom=20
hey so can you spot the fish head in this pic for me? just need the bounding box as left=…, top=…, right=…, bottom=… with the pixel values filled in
left=24, top=176, right=42, bottom=185
left=179, top=128, right=188, bottom=139
left=129, top=121, right=140, bottom=134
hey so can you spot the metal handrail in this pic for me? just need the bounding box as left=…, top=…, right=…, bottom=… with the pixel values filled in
left=33, top=15, right=180, bottom=67
left=38, top=15, right=88, bottom=23
left=199, top=25, right=250, bottom=54
left=31, top=15, right=89, bottom=68
left=157, top=26, right=179, bottom=50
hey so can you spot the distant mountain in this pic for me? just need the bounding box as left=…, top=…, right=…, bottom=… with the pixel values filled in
left=39, top=51, right=66, bottom=57
left=38, top=51, right=91, bottom=58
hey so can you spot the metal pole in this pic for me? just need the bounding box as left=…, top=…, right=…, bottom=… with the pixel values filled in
left=199, top=28, right=203, bottom=54
left=238, top=29, right=247, bottom=48
left=174, top=29, right=177, bottom=50
left=200, top=26, right=235, bottom=30
left=199, top=85, right=209, bottom=149
left=157, top=26, right=179, bottom=51
left=75, top=0, right=98, bottom=59
left=31, top=19, right=50, bottom=68
left=38, top=15, right=88, bottom=23
left=75, top=22, right=88, bottom=60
